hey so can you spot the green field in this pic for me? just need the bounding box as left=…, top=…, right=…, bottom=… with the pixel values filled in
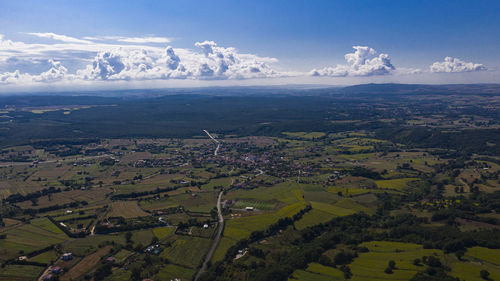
left=30, top=217, right=66, bottom=234
left=160, top=235, right=211, bottom=268
left=295, top=209, right=336, bottom=230
left=283, top=132, right=326, bottom=139
left=29, top=250, right=58, bottom=264
left=224, top=201, right=306, bottom=240
left=0, top=264, right=45, bottom=281
left=334, top=198, right=373, bottom=214
left=212, top=237, right=238, bottom=262
left=289, top=264, right=344, bottom=281
left=448, top=246, right=500, bottom=280
left=307, top=263, right=344, bottom=279
left=232, top=199, right=276, bottom=210
left=0, top=218, right=68, bottom=259
left=154, top=264, right=195, bottom=281
left=201, top=177, right=234, bottom=191
left=226, top=182, right=304, bottom=205
left=349, top=241, right=445, bottom=281
left=375, top=178, right=419, bottom=190
left=63, top=234, right=126, bottom=256
left=327, top=186, right=372, bottom=196
left=153, top=226, right=176, bottom=240
left=310, top=201, right=357, bottom=216
left=114, top=249, right=133, bottom=263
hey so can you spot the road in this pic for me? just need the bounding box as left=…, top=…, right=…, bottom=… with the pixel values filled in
left=203, top=130, right=219, bottom=143
left=203, top=129, right=220, bottom=156
left=194, top=190, right=224, bottom=281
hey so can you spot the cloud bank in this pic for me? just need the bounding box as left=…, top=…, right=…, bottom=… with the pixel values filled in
left=430, top=57, right=486, bottom=73
left=0, top=33, right=281, bottom=85
left=0, top=33, right=492, bottom=89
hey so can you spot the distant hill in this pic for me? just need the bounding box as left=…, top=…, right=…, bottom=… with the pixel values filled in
left=339, top=83, right=500, bottom=95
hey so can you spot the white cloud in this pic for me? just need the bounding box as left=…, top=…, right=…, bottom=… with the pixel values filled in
left=311, top=46, right=395, bottom=77
left=430, top=57, right=486, bottom=73
left=34, top=60, right=69, bottom=82
left=26, top=32, right=92, bottom=44
left=116, top=36, right=172, bottom=44
left=83, top=36, right=172, bottom=44
left=0, top=33, right=281, bottom=85
left=165, top=46, right=180, bottom=70
left=395, top=67, right=422, bottom=75
left=0, top=70, right=31, bottom=84
left=192, top=40, right=279, bottom=79
left=0, top=59, right=70, bottom=83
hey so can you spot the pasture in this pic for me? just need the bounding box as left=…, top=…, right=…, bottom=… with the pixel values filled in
left=0, top=218, right=67, bottom=260
left=154, top=264, right=195, bottom=281
left=60, top=246, right=112, bottom=281
left=0, top=264, right=45, bottom=281
left=375, top=178, right=419, bottom=190
left=107, top=201, right=149, bottom=218
left=349, top=241, right=444, bottom=281
left=160, top=235, right=211, bottom=268
left=153, top=226, right=176, bottom=240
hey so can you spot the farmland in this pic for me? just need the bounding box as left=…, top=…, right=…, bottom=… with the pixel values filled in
left=0, top=89, right=499, bottom=280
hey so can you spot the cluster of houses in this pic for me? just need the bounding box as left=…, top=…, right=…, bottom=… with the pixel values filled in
left=41, top=253, right=73, bottom=280
left=144, top=244, right=162, bottom=255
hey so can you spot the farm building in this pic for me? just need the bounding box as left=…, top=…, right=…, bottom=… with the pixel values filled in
left=245, top=206, right=254, bottom=211
left=51, top=266, right=62, bottom=274
left=62, top=253, right=73, bottom=260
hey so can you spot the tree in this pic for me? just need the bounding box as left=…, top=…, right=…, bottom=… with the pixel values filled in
left=93, top=264, right=112, bottom=281
left=131, top=267, right=141, bottom=281
left=125, top=231, right=132, bottom=243
left=340, top=265, right=352, bottom=279
left=480, top=269, right=490, bottom=280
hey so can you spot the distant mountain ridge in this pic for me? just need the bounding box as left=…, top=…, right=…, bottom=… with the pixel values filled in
left=1, top=83, right=500, bottom=98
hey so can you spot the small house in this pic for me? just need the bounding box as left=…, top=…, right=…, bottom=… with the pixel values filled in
left=51, top=266, right=62, bottom=274
left=245, top=206, right=254, bottom=211
left=42, top=274, right=53, bottom=281
left=62, top=253, right=73, bottom=261
left=106, top=257, right=116, bottom=263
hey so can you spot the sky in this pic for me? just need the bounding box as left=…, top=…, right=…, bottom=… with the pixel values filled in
left=0, top=0, right=499, bottom=92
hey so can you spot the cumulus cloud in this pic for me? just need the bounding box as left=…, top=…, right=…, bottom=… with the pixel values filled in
left=0, top=59, right=69, bottom=83
left=311, top=46, right=395, bottom=77
left=34, top=60, right=69, bottom=82
left=78, top=51, right=126, bottom=80
left=165, top=46, right=180, bottom=70
left=0, top=33, right=281, bottom=85
left=0, top=70, right=31, bottom=84
left=430, top=57, right=486, bottom=73
left=192, top=40, right=278, bottom=79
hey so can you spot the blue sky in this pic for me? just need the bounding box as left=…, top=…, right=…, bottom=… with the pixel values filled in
left=0, top=0, right=499, bottom=90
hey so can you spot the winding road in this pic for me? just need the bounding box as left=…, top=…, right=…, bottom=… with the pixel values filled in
left=195, top=190, right=224, bottom=280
